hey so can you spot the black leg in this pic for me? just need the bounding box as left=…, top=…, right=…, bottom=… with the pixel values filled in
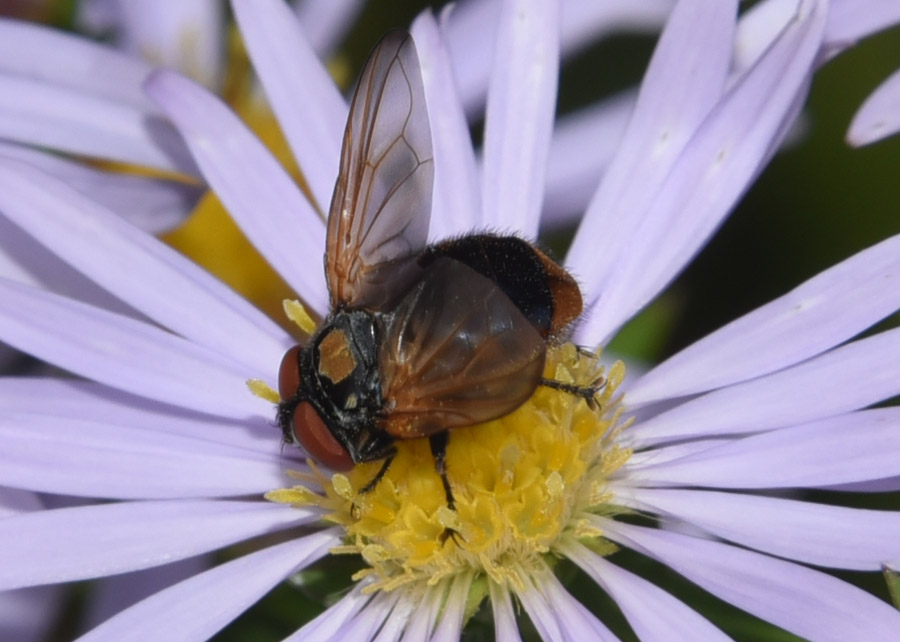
left=358, top=451, right=396, bottom=495
left=429, top=432, right=455, bottom=510
left=539, top=376, right=605, bottom=410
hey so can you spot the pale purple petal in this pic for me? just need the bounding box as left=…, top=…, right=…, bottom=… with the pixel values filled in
left=0, top=487, right=43, bottom=517
left=0, top=378, right=277, bottom=453
left=623, top=488, right=900, bottom=571
left=144, top=69, right=330, bottom=314
left=480, top=0, right=559, bottom=236
left=232, top=0, right=347, bottom=215
left=398, top=582, right=443, bottom=641
left=540, top=92, right=633, bottom=229
left=0, top=412, right=287, bottom=499
left=600, top=519, right=900, bottom=642
left=429, top=572, right=471, bottom=642
left=488, top=581, right=521, bottom=642
left=294, top=0, right=365, bottom=57
left=626, top=232, right=900, bottom=404
left=0, top=216, right=141, bottom=316
left=331, top=591, right=396, bottom=642
left=0, top=158, right=291, bottom=377
left=567, top=0, right=736, bottom=306
left=110, top=0, right=225, bottom=89
left=443, top=0, right=672, bottom=115
left=826, top=0, right=900, bottom=50
left=0, top=500, right=316, bottom=590
left=373, top=592, right=412, bottom=642
left=827, top=476, right=900, bottom=492
left=0, top=278, right=271, bottom=419
left=0, top=584, right=61, bottom=642
left=576, top=0, right=826, bottom=345
left=539, top=573, right=622, bottom=641
left=0, top=17, right=157, bottom=109
left=627, top=408, right=900, bottom=490
left=848, top=67, right=900, bottom=146
left=411, top=11, right=481, bottom=241
left=0, top=72, right=197, bottom=174
left=514, top=578, right=563, bottom=642
left=77, top=530, right=338, bottom=642
left=82, top=555, right=209, bottom=630
left=561, top=540, right=729, bottom=641
left=629, top=326, right=900, bottom=446
left=0, top=141, right=199, bottom=234
left=284, top=580, right=374, bottom=641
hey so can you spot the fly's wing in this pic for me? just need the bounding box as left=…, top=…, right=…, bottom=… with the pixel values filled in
left=379, top=258, right=547, bottom=439
left=326, top=31, right=434, bottom=311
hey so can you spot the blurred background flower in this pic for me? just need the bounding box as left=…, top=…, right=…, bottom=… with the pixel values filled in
left=0, top=0, right=898, bottom=640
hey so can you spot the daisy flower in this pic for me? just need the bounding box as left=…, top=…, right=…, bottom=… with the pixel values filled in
left=1, top=1, right=900, bottom=641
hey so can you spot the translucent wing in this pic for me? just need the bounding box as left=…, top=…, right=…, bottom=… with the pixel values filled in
left=378, top=258, right=547, bottom=439
left=326, top=31, right=434, bottom=311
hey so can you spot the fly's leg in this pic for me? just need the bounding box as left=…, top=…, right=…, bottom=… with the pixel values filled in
left=358, top=451, right=396, bottom=495
left=539, top=376, right=606, bottom=411
left=429, top=432, right=464, bottom=546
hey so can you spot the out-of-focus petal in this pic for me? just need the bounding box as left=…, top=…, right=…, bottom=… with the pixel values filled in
left=77, top=530, right=338, bottom=642
left=480, top=0, right=559, bottom=237
left=0, top=72, right=197, bottom=175
left=567, top=0, right=736, bottom=306
left=600, top=519, right=900, bottom=642
left=576, top=0, right=826, bottom=346
left=232, top=0, right=346, bottom=215
left=0, top=159, right=290, bottom=377
left=294, top=0, right=365, bottom=58
left=0, top=142, right=200, bottom=234
left=628, top=408, right=900, bottom=489
left=0, top=17, right=156, bottom=109
left=0, top=500, right=316, bottom=590
left=0, top=378, right=275, bottom=453
left=0, top=411, right=286, bottom=499
left=412, top=11, right=481, bottom=241
left=443, top=0, right=673, bottom=115
left=108, top=0, right=224, bottom=89
left=848, top=67, right=900, bottom=146
left=561, top=540, right=731, bottom=641
left=629, top=326, right=900, bottom=446
left=825, top=0, right=900, bottom=50
left=0, top=278, right=271, bottom=419
left=144, top=69, right=330, bottom=314
left=540, top=92, right=633, bottom=229
left=626, top=232, right=900, bottom=404
left=623, top=488, right=900, bottom=571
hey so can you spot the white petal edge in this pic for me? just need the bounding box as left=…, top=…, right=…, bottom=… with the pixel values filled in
left=76, top=530, right=338, bottom=642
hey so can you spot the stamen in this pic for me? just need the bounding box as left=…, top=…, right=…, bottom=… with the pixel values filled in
left=283, top=299, right=317, bottom=335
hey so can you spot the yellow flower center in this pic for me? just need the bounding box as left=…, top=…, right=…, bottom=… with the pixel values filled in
left=265, top=341, right=631, bottom=594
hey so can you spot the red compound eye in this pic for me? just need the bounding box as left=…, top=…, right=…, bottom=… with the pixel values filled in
left=293, top=401, right=354, bottom=471
left=278, top=346, right=302, bottom=401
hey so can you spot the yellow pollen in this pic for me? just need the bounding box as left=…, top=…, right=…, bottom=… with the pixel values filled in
left=283, top=299, right=317, bottom=336
left=268, top=343, right=631, bottom=596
